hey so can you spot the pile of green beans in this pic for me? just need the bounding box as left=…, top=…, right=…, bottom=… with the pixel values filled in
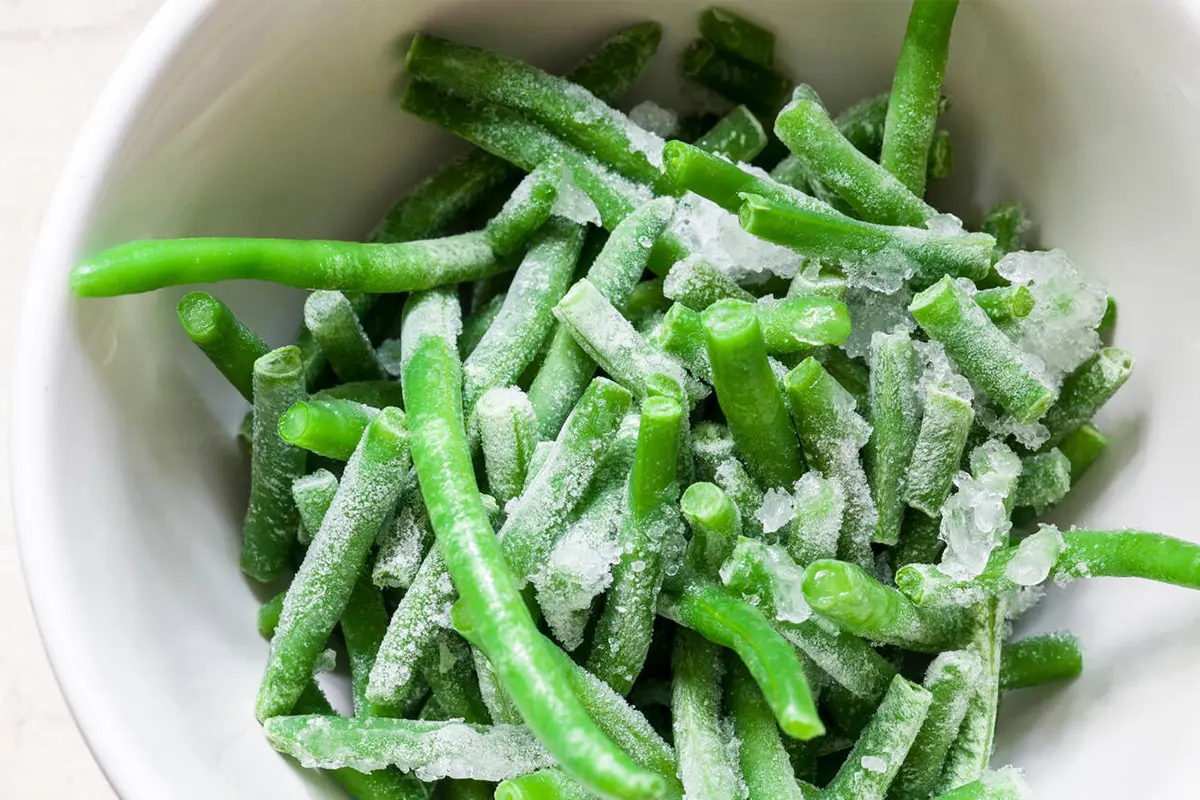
left=72, top=5, right=1191, bottom=799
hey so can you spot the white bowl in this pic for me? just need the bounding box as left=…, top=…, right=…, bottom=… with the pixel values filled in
left=15, top=0, right=1200, bottom=797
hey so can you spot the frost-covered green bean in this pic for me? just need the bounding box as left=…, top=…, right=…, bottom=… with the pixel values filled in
left=176, top=291, right=268, bottom=401
left=304, top=290, right=385, bottom=382
left=866, top=331, right=922, bottom=546
left=292, top=469, right=338, bottom=546
left=475, top=387, right=540, bottom=507
left=671, top=630, right=746, bottom=800
left=483, top=160, right=562, bottom=256
left=279, top=398, right=378, bottom=461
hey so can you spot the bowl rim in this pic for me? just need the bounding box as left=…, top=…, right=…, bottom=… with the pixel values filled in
left=11, top=0, right=219, bottom=797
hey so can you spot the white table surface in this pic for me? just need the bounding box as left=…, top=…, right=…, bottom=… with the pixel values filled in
left=1, top=2, right=162, bottom=797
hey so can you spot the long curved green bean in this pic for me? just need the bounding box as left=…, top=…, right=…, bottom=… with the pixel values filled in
left=587, top=395, right=682, bottom=694
left=704, top=299, right=805, bottom=489
left=463, top=218, right=585, bottom=411
left=241, top=346, right=308, bottom=583
left=880, top=0, right=960, bottom=195
left=176, top=291, right=268, bottom=401
left=256, top=407, right=410, bottom=719
left=397, top=289, right=666, bottom=800
left=728, top=657, right=811, bottom=800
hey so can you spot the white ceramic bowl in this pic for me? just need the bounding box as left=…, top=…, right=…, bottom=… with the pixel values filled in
left=15, top=0, right=1200, bottom=797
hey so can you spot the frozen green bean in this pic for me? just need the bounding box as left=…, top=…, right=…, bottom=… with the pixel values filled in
left=680, top=37, right=792, bottom=116
left=1012, top=448, right=1071, bottom=512
left=176, top=291, right=268, bottom=401
left=484, top=161, right=562, bottom=256
left=662, top=258, right=755, bottom=310
left=304, top=290, right=385, bottom=382
left=905, top=386, right=975, bottom=517
left=1057, top=422, right=1107, bottom=482
left=292, top=469, right=338, bottom=546
left=671, top=630, right=746, bottom=799
left=980, top=201, right=1029, bottom=257
left=974, top=285, right=1034, bottom=326
left=866, top=331, right=922, bottom=546
left=279, top=398, right=377, bottom=461
left=999, top=631, right=1083, bottom=692
left=698, top=7, right=775, bottom=66
left=1040, top=347, right=1133, bottom=446
left=691, top=104, right=768, bottom=162
left=476, top=387, right=540, bottom=507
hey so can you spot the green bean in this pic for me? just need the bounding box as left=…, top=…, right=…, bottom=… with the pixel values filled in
left=927, top=129, right=954, bottom=180
left=932, top=766, right=1030, bottom=799
left=821, top=676, right=933, bottom=800
left=1098, top=295, right=1118, bottom=337
left=787, top=472, right=846, bottom=567
left=891, top=650, right=980, bottom=800
left=650, top=303, right=712, bottom=382
left=691, top=105, right=768, bottom=162
left=737, top=193, right=993, bottom=289
left=398, top=291, right=665, bottom=799
left=785, top=357, right=876, bottom=567
left=588, top=396, right=682, bottom=694
left=241, top=347, right=309, bottom=582
left=1012, top=448, right=1071, bottom=512
left=312, top=380, right=405, bottom=408
left=176, top=291, right=268, bottom=401
left=836, top=92, right=950, bottom=161
left=374, top=480, right=434, bottom=589
left=256, top=408, right=410, bottom=719
left=279, top=398, right=377, bottom=461
left=705, top=299, right=805, bottom=489
left=767, top=154, right=854, bottom=216
left=646, top=373, right=696, bottom=490
left=527, top=198, right=675, bottom=438
left=936, top=598, right=1003, bottom=791
left=406, top=35, right=668, bottom=189
left=721, top=537, right=897, bottom=702
left=292, top=469, right=338, bottom=546
left=71, top=231, right=507, bottom=297
left=1040, top=347, right=1134, bottom=446
left=691, top=422, right=766, bottom=535
left=802, top=559, right=971, bottom=652
left=288, top=684, right=428, bottom=800
left=974, top=285, right=1034, bottom=326
left=755, top=295, right=852, bottom=350
left=342, top=573, right=399, bottom=718
left=1057, top=422, right=1107, bottom=482
left=625, top=278, right=670, bottom=326
left=484, top=161, right=562, bottom=256
left=910, top=276, right=1056, bottom=423
left=880, top=0, right=960, bottom=195
left=999, top=630, right=1083, bottom=692
left=554, top=279, right=708, bottom=404
left=662, top=258, right=755, bottom=310
left=476, top=387, right=540, bottom=507
left=258, top=591, right=285, bottom=639
left=787, top=266, right=848, bottom=301
left=569, top=22, right=664, bottom=102
left=775, top=85, right=936, bottom=227
left=671, top=629, right=746, bottom=799
left=420, top=629, right=490, bottom=724
left=698, top=6, right=775, bottom=66
left=905, top=387, right=975, bottom=517
left=501, top=377, right=633, bottom=583
left=464, top=219, right=585, bottom=411
left=728, top=656, right=814, bottom=800
left=680, top=38, right=792, bottom=116
left=661, top=580, right=825, bottom=739
left=304, top=290, right=385, bottom=381
left=865, top=331, right=921, bottom=546
left=460, top=292, right=506, bottom=359
left=681, top=482, right=741, bottom=579
left=895, top=509, right=945, bottom=569
left=495, top=769, right=593, bottom=800
left=980, top=201, right=1029, bottom=258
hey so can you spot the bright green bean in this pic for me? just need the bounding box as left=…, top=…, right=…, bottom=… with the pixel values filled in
left=292, top=469, right=338, bottom=546
left=691, top=104, right=768, bottom=162
left=931, top=766, right=1030, bottom=800
left=974, top=285, right=1034, bottom=326
left=1057, top=421, right=1107, bottom=482
left=680, top=38, right=792, bottom=116
left=936, top=598, right=1003, bottom=791
left=880, top=0, right=960, bottom=195
left=787, top=266, right=848, bottom=301
left=650, top=303, right=712, bottom=382
left=256, top=407, right=410, bottom=719
left=704, top=299, right=805, bottom=489
left=495, top=769, right=593, bottom=800
left=484, top=161, right=562, bottom=256
left=905, top=386, right=975, bottom=517
left=802, top=559, right=971, bottom=652
left=527, top=198, right=675, bottom=438
left=999, top=630, right=1083, bottom=692
left=728, top=656, right=813, bottom=800
left=866, top=331, right=921, bottom=546
left=1012, top=448, right=1071, bottom=512
left=910, top=276, right=1055, bottom=424
left=820, top=675, right=933, bottom=800
left=737, top=193, right=993, bottom=289
left=662, top=258, right=755, bottom=310
left=588, top=395, right=682, bottom=694
left=1098, top=295, right=1118, bottom=337
left=660, top=580, right=825, bottom=739
left=1040, top=347, right=1133, bottom=446
left=312, top=380, right=405, bottom=408
left=464, top=218, right=585, bottom=410
left=279, top=398, right=377, bottom=461
left=775, top=85, right=936, bottom=227
left=176, top=291, right=268, bottom=401
left=304, top=290, right=385, bottom=381
left=672, top=630, right=747, bottom=799
left=397, top=290, right=667, bottom=800
left=681, top=482, right=741, bottom=579
left=241, top=346, right=308, bottom=583
left=891, top=650, right=980, bottom=800
left=476, top=387, right=540, bottom=507
left=785, top=357, right=876, bottom=567
left=698, top=7, right=775, bottom=66
left=258, top=591, right=285, bottom=639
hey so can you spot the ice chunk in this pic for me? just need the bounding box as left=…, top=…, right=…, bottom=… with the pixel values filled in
left=669, top=191, right=805, bottom=282
left=1005, top=524, right=1065, bottom=586
left=628, top=100, right=679, bottom=138
left=925, top=213, right=965, bottom=237
left=914, top=339, right=973, bottom=403
left=938, top=440, right=1022, bottom=580
left=790, top=472, right=845, bottom=564
left=756, top=488, right=797, bottom=534
left=843, top=285, right=917, bottom=359
left=861, top=755, right=888, bottom=773
left=761, top=543, right=812, bottom=624
left=374, top=478, right=434, bottom=589
left=975, top=401, right=1050, bottom=450
left=995, top=249, right=1107, bottom=385
left=552, top=165, right=602, bottom=226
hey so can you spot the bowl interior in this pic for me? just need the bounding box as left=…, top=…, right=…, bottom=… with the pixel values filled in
left=17, top=1, right=1200, bottom=797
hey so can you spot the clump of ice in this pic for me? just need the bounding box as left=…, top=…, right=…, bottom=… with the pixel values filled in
left=756, top=488, right=796, bottom=534
left=790, top=472, right=846, bottom=563
left=975, top=400, right=1050, bottom=450
left=925, top=213, right=966, bottom=237
left=761, top=544, right=812, bottom=624
left=914, top=339, right=973, bottom=403
left=552, top=165, right=602, bottom=226
left=843, top=285, right=917, bottom=359
left=628, top=100, right=679, bottom=138
left=995, top=249, right=1107, bottom=386
left=1006, top=524, right=1065, bottom=586
left=312, top=648, right=337, bottom=676
left=668, top=192, right=805, bottom=281
left=861, top=755, right=888, bottom=773
left=938, top=440, right=1023, bottom=580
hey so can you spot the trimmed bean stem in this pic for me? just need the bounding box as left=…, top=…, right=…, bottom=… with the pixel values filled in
left=176, top=291, right=268, bottom=401
left=279, top=398, right=378, bottom=461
